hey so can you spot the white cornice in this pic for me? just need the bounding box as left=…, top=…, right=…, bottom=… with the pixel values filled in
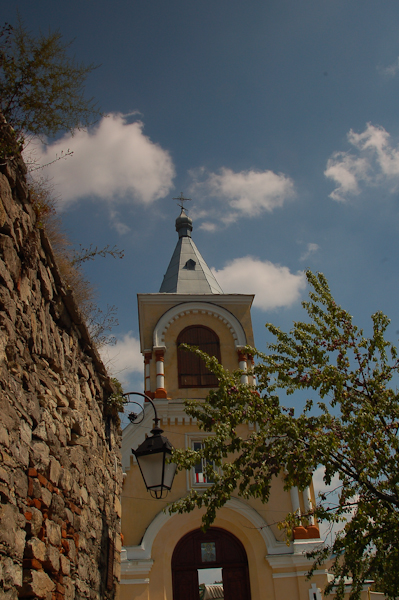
left=138, top=293, right=254, bottom=306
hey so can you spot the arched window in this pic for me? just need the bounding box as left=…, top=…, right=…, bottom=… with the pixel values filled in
left=177, top=326, right=221, bottom=388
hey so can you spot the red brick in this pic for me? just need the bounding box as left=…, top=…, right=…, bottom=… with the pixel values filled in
left=55, top=593, right=64, bottom=600
left=47, top=481, right=54, bottom=493
left=61, top=530, right=67, bottom=538
left=68, top=501, right=81, bottom=515
left=24, top=511, right=33, bottom=521
left=28, top=477, right=34, bottom=497
left=32, top=499, right=41, bottom=510
left=61, top=540, right=69, bottom=552
left=28, top=468, right=38, bottom=478
left=38, top=474, right=48, bottom=486
left=73, top=533, right=79, bottom=548
left=23, top=558, right=43, bottom=570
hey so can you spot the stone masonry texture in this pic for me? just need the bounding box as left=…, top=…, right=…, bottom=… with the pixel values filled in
left=0, top=147, right=122, bottom=600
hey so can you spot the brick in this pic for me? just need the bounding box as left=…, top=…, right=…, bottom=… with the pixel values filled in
left=28, top=468, right=38, bottom=478
left=38, top=473, right=48, bottom=486
left=25, top=511, right=33, bottom=521
left=61, top=540, right=69, bottom=552
left=23, top=558, right=43, bottom=570
left=28, top=477, right=34, bottom=496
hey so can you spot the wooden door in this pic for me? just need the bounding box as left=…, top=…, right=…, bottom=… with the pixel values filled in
left=172, top=527, right=251, bottom=600
left=223, top=566, right=251, bottom=600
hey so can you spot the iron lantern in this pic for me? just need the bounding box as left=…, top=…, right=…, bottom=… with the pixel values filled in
left=124, top=392, right=177, bottom=499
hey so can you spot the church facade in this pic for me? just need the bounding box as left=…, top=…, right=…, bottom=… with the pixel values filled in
left=119, top=209, right=342, bottom=600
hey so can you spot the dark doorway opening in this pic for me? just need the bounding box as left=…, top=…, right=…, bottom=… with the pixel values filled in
left=172, top=527, right=251, bottom=600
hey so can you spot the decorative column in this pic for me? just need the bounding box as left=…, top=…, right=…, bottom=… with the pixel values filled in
left=154, top=347, right=167, bottom=399
left=237, top=347, right=248, bottom=385
left=248, top=354, right=255, bottom=387
left=303, top=486, right=320, bottom=538
left=144, top=352, right=153, bottom=398
left=291, top=486, right=307, bottom=540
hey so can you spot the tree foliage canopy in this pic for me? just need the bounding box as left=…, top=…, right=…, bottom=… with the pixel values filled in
left=0, top=17, right=100, bottom=155
left=170, top=271, right=399, bottom=600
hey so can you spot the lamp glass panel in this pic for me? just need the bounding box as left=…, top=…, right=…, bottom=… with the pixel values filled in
left=137, top=452, right=165, bottom=489
left=163, top=461, right=177, bottom=489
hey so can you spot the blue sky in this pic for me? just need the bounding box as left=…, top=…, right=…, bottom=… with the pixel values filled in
left=5, top=1, right=399, bottom=402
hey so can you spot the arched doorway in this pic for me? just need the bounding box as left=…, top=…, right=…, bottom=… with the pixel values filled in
left=172, top=527, right=251, bottom=600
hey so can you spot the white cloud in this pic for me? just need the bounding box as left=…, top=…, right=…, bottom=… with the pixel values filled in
left=300, top=243, right=320, bottom=261
left=211, top=256, right=306, bottom=310
left=28, top=114, right=175, bottom=208
left=189, top=166, right=295, bottom=228
left=312, top=466, right=349, bottom=543
left=325, top=123, right=399, bottom=201
left=109, top=210, right=131, bottom=235
left=378, top=57, right=399, bottom=78
left=100, top=331, right=143, bottom=388
left=199, top=221, right=218, bottom=232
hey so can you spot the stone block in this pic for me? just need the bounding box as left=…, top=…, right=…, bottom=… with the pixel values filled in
left=32, top=421, right=47, bottom=441
left=28, top=507, right=43, bottom=537
left=0, top=503, right=25, bottom=556
left=38, top=261, right=53, bottom=301
left=40, top=486, right=53, bottom=508
left=21, top=569, right=56, bottom=598
left=31, top=477, right=42, bottom=499
left=63, top=576, right=75, bottom=600
left=45, top=519, right=61, bottom=546
left=80, top=486, right=88, bottom=504
left=0, top=233, right=21, bottom=284
left=43, top=544, right=60, bottom=573
left=59, top=468, right=73, bottom=492
left=1, top=556, right=23, bottom=590
left=25, top=537, right=46, bottom=562
left=0, top=465, right=10, bottom=485
left=30, top=441, right=50, bottom=472
left=50, top=493, right=65, bottom=519
left=114, top=496, right=121, bottom=518
left=0, top=257, right=14, bottom=291
left=0, top=423, right=10, bottom=447
left=13, top=469, right=28, bottom=497
left=60, top=554, right=71, bottom=576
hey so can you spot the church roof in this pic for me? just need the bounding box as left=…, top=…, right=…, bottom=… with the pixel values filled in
left=159, top=209, right=223, bottom=294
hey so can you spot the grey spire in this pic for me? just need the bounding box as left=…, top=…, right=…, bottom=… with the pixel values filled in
left=159, top=209, right=223, bottom=294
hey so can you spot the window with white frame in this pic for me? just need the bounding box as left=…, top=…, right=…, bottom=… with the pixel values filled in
left=192, top=440, right=215, bottom=485
left=185, top=434, right=217, bottom=488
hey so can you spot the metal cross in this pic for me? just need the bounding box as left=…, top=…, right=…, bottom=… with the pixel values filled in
left=173, top=192, right=192, bottom=212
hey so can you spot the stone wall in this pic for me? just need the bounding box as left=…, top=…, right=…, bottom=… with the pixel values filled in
left=0, top=152, right=122, bottom=600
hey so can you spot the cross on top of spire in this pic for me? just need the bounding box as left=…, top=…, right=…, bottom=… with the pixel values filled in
left=173, top=192, right=192, bottom=212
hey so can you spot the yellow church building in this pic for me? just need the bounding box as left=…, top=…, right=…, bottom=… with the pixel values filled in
left=119, top=208, right=377, bottom=600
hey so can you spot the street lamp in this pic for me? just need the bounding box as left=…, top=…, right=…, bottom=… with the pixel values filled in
left=124, top=392, right=177, bottom=499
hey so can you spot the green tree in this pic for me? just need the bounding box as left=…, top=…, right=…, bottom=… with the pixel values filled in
left=170, top=271, right=399, bottom=600
left=0, top=16, right=100, bottom=156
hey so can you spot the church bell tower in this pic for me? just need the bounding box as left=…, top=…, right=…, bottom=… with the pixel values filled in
left=120, top=206, right=324, bottom=600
